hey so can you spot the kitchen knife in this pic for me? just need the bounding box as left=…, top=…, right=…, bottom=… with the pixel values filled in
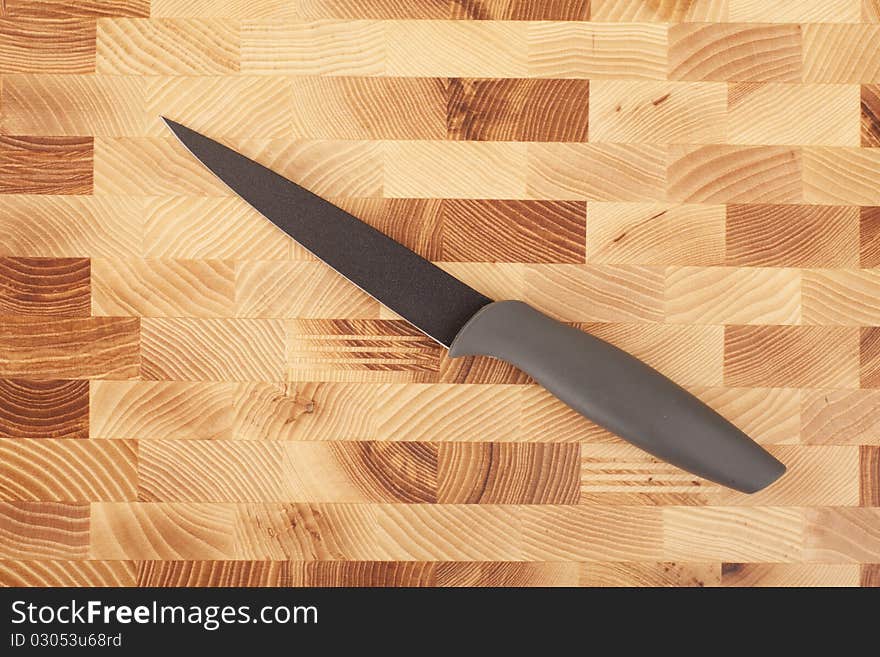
left=163, top=118, right=786, bottom=494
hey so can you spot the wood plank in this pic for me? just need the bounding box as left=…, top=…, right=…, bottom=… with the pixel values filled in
left=528, top=21, right=667, bottom=80
left=801, top=390, right=880, bottom=445
left=0, top=316, right=140, bottom=380
left=729, top=0, right=860, bottom=22
left=373, top=383, right=520, bottom=442
left=3, top=0, right=149, bottom=17
left=728, top=83, right=861, bottom=147
left=91, top=381, right=235, bottom=440
left=447, top=78, right=589, bottom=142
left=803, top=24, right=880, bottom=84
left=663, top=507, right=803, bottom=562
left=523, top=264, right=665, bottom=323
left=527, top=143, right=666, bottom=201
left=520, top=506, right=662, bottom=561
left=241, top=19, right=385, bottom=76
left=860, top=327, right=880, bottom=388
left=803, top=270, right=880, bottom=326
left=581, top=562, right=721, bottom=587
left=862, top=207, right=880, bottom=269
left=803, top=148, right=880, bottom=205
left=290, top=77, right=445, bottom=140
left=0, top=502, right=89, bottom=559
left=804, top=508, right=880, bottom=562
left=136, top=560, right=287, bottom=587
left=387, top=20, right=527, bottom=77
left=288, top=318, right=442, bottom=383
left=449, top=0, right=589, bottom=20
left=863, top=85, right=880, bottom=147
left=138, top=440, right=439, bottom=503
left=668, top=23, right=802, bottom=82
left=92, top=258, right=235, bottom=318
left=725, top=325, right=860, bottom=389
left=141, top=318, right=285, bottom=382
left=384, top=141, right=526, bottom=199
left=861, top=446, right=880, bottom=506
left=90, top=502, right=236, bottom=560
left=665, top=267, right=800, bottom=326
left=667, top=145, right=802, bottom=204
left=441, top=199, right=586, bottom=264
left=0, top=439, right=136, bottom=501
left=1, top=74, right=145, bottom=137
left=589, top=80, right=726, bottom=144
left=721, top=563, right=860, bottom=587
left=437, top=561, right=578, bottom=587
left=0, top=379, right=88, bottom=440
left=0, top=257, right=89, bottom=316
left=148, top=77, right=292, bottom=140
left=580, top=444, right=859, bottom=507
left=726, top=204, right=860, bottom=268
left=591, top=0, right=726, bottom=21
left=0, top=196, right=141, bottom=259
left=143, top=197, right=289, bottom=261
left=233, top=503, right=380, bottom=560
left=234, top=261, right=378, bottom=319
left=0, top=136, right=93, bottom=195
left=96, top=18, right=239, bottom=75
left=0, top=560, right=135, bottom=586
left=0, top=18, right=95, bottom=74
left=586, top=203, right=725, bottom=266
left=437, top=443, right=580, bottom=503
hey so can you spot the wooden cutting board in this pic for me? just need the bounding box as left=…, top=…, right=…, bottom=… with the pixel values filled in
left=0, top=0, right=879, bottom=587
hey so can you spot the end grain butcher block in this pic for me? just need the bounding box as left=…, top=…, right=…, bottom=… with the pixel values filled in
left=1, top=0, right=879, bottom=587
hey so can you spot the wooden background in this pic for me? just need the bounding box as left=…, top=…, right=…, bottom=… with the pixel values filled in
left=0, top=0, right=879, bottom=587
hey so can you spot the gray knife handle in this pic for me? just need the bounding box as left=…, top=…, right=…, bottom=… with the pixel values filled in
left=449, top=301, right=785, bottom=493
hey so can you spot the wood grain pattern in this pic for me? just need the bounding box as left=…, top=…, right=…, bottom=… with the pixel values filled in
left=1, top=74, right=145, bottom=137
left=447, top=78, right=589, bottom=142
left=0, top=317, right=140, bottom=379
left=668, top=24, right=802, bottom=83
left=591, top=0, right=726, bottom=22
left=802, top=390, right=880, bottom=446
left=589, top=80, right=726, bottom=144
left=587, top=203, right=725, bottom=266
left=0, top=257, right=90, bottom=316
left=0, top=502, right=89, bottom=559
left=528, top=21, right=667, bottom=80
left=141, top=318, right=285, bottom=382
left=667, top=145, right=802, bottom=204
left=450, top=0, right=590, bottom=20
left=0, top=379, right=88, bottom=439
left=860, top=327, right=880, bottom=388
left=863, top=85, right=880, bottom=147
left=861, top=207, right=880, bottom=268
left=0, top=439, right=136, bottom=501
left=0, top=136, right=93, bottom=195
left=3, top=2, right=879, bottom=588
left=802, top=24, right=880, bottom=84
left=92, top=258, right=236, bottom=318
left=0, top=18, right=95, bottom=74
left=3, top=0, right=150, bottom=18
left=437, top=443, right=580, bottom=503
left=728, top=83, right=860, bottom=147
left=96, top=18, right=239, bottom=75
left=726, top=205, right=860, bottom=268
left=725, top=325, right=860, bottom=389
left=861, top=446, right=880, bottom=506
left=0, top=560, right=135, bottom=586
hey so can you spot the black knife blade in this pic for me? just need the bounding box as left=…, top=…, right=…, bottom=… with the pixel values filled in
left=163, top=118, right=786, bottom=493
left=162, top=118, right=490, bottom=347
